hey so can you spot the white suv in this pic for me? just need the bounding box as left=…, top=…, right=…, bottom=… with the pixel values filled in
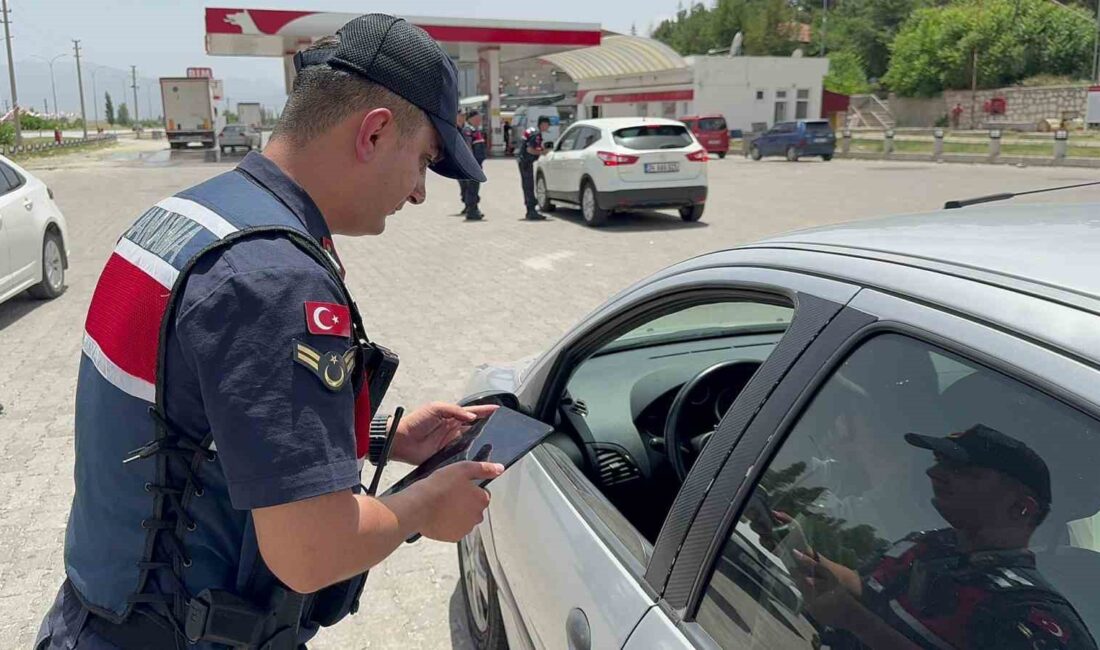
left=534, top=117, right=709, bottom=227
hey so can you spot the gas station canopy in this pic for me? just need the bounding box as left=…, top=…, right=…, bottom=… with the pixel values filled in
left=204, top=8, right=602, bottom=155
left=205, top=8, right=601, bottom=64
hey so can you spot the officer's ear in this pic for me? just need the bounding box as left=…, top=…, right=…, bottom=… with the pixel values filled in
left=354, top=107, right=396, bottom=163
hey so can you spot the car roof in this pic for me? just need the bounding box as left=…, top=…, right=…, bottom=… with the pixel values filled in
left=573, top=117, right=688, bottom=130
left=747, top=203, right=1100, bottom=303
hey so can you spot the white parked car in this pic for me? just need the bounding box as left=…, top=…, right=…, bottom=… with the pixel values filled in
left=534, top=117, right=709, bottom=227
left=0, top=156, right=69, bottom=305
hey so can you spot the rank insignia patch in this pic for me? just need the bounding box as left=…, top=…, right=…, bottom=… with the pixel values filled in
left=293, top=340, right=355, bottom=392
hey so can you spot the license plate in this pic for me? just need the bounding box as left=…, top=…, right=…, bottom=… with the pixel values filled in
left=814, top=137, right=829, bottom=143
left=181, top=135, right=202, bottom=142
left=645, top=162, right=679, bottom=173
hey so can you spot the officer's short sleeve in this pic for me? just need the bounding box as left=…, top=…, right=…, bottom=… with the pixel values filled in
left=176, top=256, right=359, bottom=510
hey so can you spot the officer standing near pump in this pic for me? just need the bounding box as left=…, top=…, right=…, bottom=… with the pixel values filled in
left=36, top=14, right=502, bottom=650
left=462, top=110, right=487, bottom=221
left=517, top=115, right=551, bottom=220
left=455, top=109, right=467, bottom=215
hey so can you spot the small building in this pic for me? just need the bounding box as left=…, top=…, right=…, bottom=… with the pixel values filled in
left=540, top=35, right=830, bottom=132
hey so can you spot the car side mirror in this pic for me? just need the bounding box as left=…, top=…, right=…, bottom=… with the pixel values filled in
left=459, top=390, right=521, bottom=411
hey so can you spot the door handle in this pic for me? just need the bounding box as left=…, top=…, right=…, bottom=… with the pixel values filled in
left=23, top=199, right=33, bottom=211
left=566, top=608, right=591, bottom=650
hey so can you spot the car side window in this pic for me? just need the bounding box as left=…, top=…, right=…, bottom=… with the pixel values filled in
left=696, top=333, right=1100, bottom=649
left=0, top=162, right=22, bottom=194
left=560, top=299, right=794, bottom=543
left=577, top=128, right=600, bottom=150
left=557, top=128, right=580, bottom=152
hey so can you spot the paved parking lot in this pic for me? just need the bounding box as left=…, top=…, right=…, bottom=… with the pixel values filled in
left=2, top=142, right=1099, bottom=648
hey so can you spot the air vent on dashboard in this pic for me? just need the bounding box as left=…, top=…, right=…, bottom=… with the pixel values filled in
left=594, top=447, right=640, bottom=487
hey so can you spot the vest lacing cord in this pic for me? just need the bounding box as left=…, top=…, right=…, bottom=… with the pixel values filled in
left=122, top=407, right=216, bottom=641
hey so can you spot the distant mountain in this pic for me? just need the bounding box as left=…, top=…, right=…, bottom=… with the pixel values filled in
left=0, top=59, right=288, bottom=121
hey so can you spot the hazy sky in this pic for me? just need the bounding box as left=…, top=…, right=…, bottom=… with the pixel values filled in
left=12, top=0, right=679, bottom=87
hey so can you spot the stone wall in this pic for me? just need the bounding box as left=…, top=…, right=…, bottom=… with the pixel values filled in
left=889, top=94, right=947, bottom=127
left=943, top=85, right=1087, bottom=129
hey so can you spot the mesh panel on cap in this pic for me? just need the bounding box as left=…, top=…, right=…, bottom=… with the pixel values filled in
left=331, top=14, right=449, bottom=117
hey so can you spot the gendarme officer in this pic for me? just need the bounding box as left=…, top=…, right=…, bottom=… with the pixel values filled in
left=36, top=14, right=502, bottom=650
left=517, top=115, right=550, bottom=220
left=461, top=109, right=487, bottom=221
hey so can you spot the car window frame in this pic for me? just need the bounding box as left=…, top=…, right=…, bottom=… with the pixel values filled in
left=671, top=294, right=1100, bottom=647
left=0, top=161, right=23, bottom=195
left=520, top=267, right=861, bottom=609
left=556, top=126, right=580, bottom=152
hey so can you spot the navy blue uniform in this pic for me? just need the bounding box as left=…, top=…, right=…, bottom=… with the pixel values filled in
left=517, top=127, right=543, bottom=214
left=38, top=153, right=369, bottom=649
left=461, top=123, right=486, bottom=218
left=832, top=529, right=1096, bottom=650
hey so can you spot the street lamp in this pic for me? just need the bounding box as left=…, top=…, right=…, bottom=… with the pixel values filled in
left=31, top=53, right=67, bottom=117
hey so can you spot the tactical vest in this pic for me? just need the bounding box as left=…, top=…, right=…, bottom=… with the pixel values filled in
left=67, top=167, right=377, bottom=647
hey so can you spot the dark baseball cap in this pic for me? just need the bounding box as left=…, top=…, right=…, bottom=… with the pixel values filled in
left=293, top=14, right=486, bottom=183
left=905, top=424, right=1051, bottom=504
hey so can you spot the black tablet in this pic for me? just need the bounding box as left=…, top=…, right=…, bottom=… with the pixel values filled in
left=383, top=406, right=554, bottom=496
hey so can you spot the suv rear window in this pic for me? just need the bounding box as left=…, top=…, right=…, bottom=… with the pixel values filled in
left=698, top=118, right=727, bottom=131
left=804, top=121, right=832, bottom=133
left=613, top=125, right=693, bottom=150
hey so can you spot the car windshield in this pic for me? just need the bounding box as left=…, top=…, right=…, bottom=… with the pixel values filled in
left=613, top=125, right=693, bottom=150
left=698, top=118, right=727, bottom=131
left=804, top=121, right=832, bottom=133
left=602, top=302, right=793, bottom=353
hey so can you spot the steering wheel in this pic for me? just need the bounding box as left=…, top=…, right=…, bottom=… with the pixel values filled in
left=664, top=361, right=761, bottom=482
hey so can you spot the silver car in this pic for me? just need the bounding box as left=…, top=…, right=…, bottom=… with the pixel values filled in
left=219, top=124, right=260, bottom=153
left=458, top=205, right=1100, bottom=650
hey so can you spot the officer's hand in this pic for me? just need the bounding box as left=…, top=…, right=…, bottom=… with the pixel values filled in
left=391, top=402, right=499, bottom=465
left=413, top=461, right=503, bottom=542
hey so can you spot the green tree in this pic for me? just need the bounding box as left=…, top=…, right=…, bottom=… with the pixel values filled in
left=824, top=0, right=928, bottom=80
left=744, top=0, right=796, bottom=55
left=117, top=102, right=131, bottom=126
left=884, top=0, right=1095, bottom=96
left=758, top=462, right=890, bottom=569
left=824, top=50, right=871, bottom=95
left=104, top=92, right=115, bottom=126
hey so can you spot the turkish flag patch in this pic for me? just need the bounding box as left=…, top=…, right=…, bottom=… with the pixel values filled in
left=305, top=301, right=351, bottom=337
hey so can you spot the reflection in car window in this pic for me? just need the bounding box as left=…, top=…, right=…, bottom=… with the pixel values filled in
left=697, top=334, right=1100, bottom=649
left=698, top=118, right=727, bottom=131
left=0, top=162, right=22, bottom=193
left=613, top=125, right=693, bottom=150
left=608, top=302, right=792, bottom=350
left=557, top=128, right=580, bottom=152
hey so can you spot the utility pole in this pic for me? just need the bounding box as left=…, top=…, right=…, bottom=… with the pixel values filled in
left=1, top=0, right=21, bottom=145
left=90, top=66, right=100, bottom=127
left=130, top=65, right=139, bottom=124
left=73, top=40, right=87, bottom=138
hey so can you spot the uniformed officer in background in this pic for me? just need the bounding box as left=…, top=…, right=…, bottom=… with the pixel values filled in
left=461, top=110, right=487, bottom=221
left=36, top=14, right=502, bottom=650
left=517, top=115, right=550, bottom=220
left=455, top=109, right=467, bottom=215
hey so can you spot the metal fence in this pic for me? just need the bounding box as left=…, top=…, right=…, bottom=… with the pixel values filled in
left=1, top=133, right=118, bottom=157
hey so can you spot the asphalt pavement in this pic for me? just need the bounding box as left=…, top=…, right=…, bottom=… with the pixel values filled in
left=2, top=141, right=1099, bottom=648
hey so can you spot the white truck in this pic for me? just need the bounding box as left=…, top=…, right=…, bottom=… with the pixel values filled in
left=160, top=77, right=223, bottom=149
left=237, top=102, right=263, bottom=130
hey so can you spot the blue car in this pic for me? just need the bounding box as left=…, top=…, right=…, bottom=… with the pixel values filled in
left=749, top=119, right=836, bottom=161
